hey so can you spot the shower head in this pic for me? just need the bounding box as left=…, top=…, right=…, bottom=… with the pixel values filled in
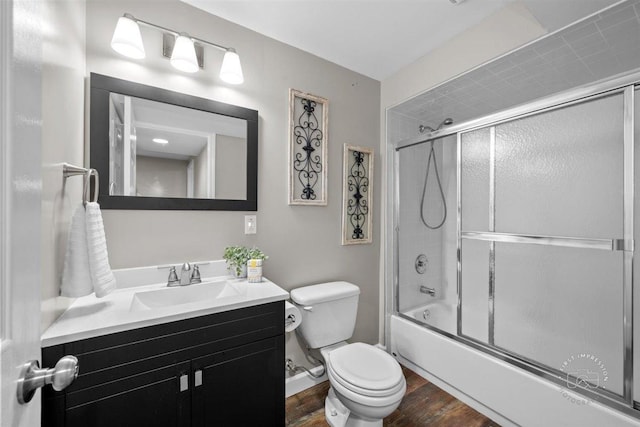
left=418, top=118, right=454, bottom=134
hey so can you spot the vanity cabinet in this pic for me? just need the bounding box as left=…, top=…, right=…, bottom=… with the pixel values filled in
left=42, top=301, right=284, bottom=427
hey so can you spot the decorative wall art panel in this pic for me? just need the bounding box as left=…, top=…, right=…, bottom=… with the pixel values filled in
left=288, top=89, right=328, bottom=205
left=342, top=144, right=373, bottom=245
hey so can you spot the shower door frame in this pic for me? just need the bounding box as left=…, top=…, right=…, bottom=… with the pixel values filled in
left=391, top=69, right=640, bottom=418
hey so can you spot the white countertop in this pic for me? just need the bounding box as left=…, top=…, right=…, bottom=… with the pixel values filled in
left=42, top=268, right=289, bottom=347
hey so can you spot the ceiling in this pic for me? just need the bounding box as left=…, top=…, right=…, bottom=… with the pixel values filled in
left=181, top=0, right=621, bottom=81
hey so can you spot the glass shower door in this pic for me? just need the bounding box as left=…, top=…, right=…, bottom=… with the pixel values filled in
left=460, top=91, right=627, bottom=397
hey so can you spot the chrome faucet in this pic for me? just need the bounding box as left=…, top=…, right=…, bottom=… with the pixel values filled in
left=179, top=262, right=192, bottom=286
left=420, top=285, right=436, bottom=297
left=165, top=262, right=203, bottom=287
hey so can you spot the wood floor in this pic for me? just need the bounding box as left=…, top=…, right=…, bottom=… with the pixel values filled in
left=286, top=366, right=500, bottom=427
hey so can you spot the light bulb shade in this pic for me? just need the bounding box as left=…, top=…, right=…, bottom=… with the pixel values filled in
left=111, top=16, right=145, bottom=59
left=170, top=35, right=199, bottom=73
left=220, top=49, right=244, bottom=84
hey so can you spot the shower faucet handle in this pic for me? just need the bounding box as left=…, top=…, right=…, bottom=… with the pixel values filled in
left=420, top=286, right=436, bottom=297
left=415, top=254, right=428, bottom=274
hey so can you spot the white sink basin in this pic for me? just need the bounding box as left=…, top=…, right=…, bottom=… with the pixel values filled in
left=130, top=280, right=240, bottom=311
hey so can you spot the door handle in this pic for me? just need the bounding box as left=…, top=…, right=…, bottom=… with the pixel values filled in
left=179, top=374, right=189, bottom=392
left=17, top=355, right=79, bottom=404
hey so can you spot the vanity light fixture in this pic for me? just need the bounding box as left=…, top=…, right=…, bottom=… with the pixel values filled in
left=220, top=48, right=243, bottom=85
left=110, top=13, right=244, bottom=84
left=111, top=14, right=145, bottom=59
left=170, top=33, right=199, bottom=73
left=152, top=138, right=169, bottom=144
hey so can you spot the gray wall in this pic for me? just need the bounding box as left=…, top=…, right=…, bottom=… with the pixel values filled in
left=193, top=145, right=208, bottom=198
left=83, top=0, right=381, bottom=367
left=41, top=0, right=86, bottom=332
left=215, top=135, right=246, bottom=199
left=136, top=155, right=188, bottom=198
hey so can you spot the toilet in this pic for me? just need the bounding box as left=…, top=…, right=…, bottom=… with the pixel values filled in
left=290, top=281, right=406, bottom=427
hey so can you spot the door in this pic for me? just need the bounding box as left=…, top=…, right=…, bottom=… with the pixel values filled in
left=1, top=0, right=43, bottom=425
left=61, top=362, right=190, bottom=427
left=191, top=337, right=285, bottom=427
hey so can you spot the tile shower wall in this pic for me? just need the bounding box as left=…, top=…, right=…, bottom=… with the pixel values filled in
left=397, top=142, right=444, bottom=312
left=392, top=0, right=640, bottom=128
left=387, top=110, right=421, bottom=143
left=396, top=135, right=457, bottom=314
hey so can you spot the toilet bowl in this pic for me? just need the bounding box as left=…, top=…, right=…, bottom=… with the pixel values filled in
left=290, top=282, right=406, bottom=427
left=323, top=342, right=406, bottom=427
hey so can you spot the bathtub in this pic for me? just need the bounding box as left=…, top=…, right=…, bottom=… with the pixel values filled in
left=404, top=302, right=455, bottom=334
left=389, top=315, right=639, bottom=427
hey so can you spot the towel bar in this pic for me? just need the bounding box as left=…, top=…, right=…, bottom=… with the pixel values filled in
left=62, top=163, right=99, bottom=206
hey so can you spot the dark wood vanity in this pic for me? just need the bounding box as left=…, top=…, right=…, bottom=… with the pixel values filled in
left=42, top=301, right=285, bottom=427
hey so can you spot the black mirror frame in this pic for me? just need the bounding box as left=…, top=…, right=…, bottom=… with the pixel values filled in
left=89, top=73, right=258, bottom=210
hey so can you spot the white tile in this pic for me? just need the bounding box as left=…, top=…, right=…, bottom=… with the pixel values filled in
left=595, top=3, right=637, bottom=30
left=389, top=0, right=640, bottom=127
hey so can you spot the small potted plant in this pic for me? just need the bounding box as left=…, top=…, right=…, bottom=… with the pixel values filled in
left=223, top=245, right=268, bottom=278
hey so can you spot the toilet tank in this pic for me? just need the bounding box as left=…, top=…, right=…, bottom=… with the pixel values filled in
left=290, top=281, right=360, bottom=349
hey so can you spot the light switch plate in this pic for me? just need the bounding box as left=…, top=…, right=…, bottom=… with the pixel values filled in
left=245, top=215, right=257, bottom=234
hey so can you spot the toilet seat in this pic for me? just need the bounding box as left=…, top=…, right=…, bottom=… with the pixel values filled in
left=327, top=343, right=405, bottom=398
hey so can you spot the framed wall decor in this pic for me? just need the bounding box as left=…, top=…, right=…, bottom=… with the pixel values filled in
left=342, top=144, right=374, bottom=245
left=288, top=89, right=328, bottom=205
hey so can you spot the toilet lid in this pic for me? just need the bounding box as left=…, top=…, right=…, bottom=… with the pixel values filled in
left=328, top=343, right=403, bottom=393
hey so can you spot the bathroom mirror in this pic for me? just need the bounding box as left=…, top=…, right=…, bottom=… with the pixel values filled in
left=90, top=73, right=258, bottom=210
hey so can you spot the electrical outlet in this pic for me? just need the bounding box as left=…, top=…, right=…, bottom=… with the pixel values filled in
left=245, top=215, right=257, bottom=234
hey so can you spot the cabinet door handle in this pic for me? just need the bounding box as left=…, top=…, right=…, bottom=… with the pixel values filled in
left=179, top=374, right=189, bottom=392
left=194, top=370, right=202, bottom=387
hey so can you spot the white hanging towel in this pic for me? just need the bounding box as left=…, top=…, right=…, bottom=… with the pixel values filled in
left=61, top=203, right=116, bottom=298
left=85, top=202, right=116, bottom=298
left=60, top=205, right=93, bottom=297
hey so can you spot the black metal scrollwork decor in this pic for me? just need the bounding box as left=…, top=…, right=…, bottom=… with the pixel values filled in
left=293, top=98, right=323, bottom=200
left=289, top=89, right=328, bottom=205
left=342, top=144, right=373, bottom=245
left=347, top=150, right=369, bottom=239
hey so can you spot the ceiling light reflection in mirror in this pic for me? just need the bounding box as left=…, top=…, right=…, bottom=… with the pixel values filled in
left=109, top=93, right=247, bottom=200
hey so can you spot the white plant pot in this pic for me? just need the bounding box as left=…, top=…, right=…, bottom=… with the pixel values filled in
left=231, top=264, right=247, bottom=278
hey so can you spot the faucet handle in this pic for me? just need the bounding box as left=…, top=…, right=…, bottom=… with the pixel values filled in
left=167, top=266, right=179, bottom=286
left=191, top=265, right=201, bottom=284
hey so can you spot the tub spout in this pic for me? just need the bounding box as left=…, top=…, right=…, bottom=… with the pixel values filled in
left=420, top=286, right=436, bottom=297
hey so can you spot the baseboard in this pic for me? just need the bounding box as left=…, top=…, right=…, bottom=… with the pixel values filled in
left=285, top=365, right=327, bottom=398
